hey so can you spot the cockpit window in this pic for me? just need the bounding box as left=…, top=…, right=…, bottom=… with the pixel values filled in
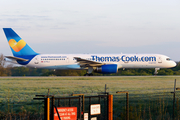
left=166, top=58, right=171, bottom=61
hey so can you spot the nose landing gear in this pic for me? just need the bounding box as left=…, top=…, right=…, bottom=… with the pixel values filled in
left=154, top=68, right=160, bottom=75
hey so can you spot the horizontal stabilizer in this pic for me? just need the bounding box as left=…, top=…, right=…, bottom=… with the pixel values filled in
left=5, top=56, right=29, bottom=62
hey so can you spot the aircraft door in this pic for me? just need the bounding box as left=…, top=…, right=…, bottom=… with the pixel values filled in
left=34, top=56, right=39, bottom=64
left=158, top=56, right=162, bottom=63
left=66, top=57, right=69, bottom=63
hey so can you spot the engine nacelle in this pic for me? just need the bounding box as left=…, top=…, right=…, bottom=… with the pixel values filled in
left=94, top=64, right=118, bottom=74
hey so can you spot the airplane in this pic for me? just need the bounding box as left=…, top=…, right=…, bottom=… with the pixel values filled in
left=3, top=28, right=177, bottom=76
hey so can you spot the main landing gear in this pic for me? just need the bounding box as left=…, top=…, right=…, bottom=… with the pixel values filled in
left=84, top=67, right=94, bottom=76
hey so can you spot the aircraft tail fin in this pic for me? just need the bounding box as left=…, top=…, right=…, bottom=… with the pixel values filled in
left=3, top=28, right=38, bottom=57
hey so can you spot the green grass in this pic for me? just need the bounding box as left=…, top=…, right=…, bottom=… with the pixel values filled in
left=0, top=76, right=180, bottom=119
left=0, top=76, right=179, bottom=100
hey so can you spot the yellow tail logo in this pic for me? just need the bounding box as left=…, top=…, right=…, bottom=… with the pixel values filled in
left=8, top=39, right=26, bottom=52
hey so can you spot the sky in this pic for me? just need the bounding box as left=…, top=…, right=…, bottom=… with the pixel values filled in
left=0, top=0, right=180, bottom=61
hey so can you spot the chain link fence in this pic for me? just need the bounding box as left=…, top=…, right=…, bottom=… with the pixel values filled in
left=113, top=91, right=180, bottom=120
left=1, top=89, right=180, bottom=119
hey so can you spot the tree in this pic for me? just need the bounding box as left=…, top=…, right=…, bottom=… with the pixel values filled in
left=11, top=67, right=29, bottom=76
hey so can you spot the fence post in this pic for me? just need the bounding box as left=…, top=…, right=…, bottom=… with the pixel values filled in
left=72, top=94, right=84, bottom=120
left=171, top=79, right=180, bottom=120
left=50, top=96, right=55, bottom=120
left=173, top=79, right=176, bottom=120
left=44, top=97, right=50, bottom=120
left=171, top=79, right=176, bottom=120
left=79, top=96, right=82, bottom=120
left=108, top=95, right=113, bottom=120
left=126, top=93, right=129, bottom=120
left=89, top=97, right=91, bottom=120
left=116, top=91, right=129, bottom=120
left=44, top=98, right=47, bottom=120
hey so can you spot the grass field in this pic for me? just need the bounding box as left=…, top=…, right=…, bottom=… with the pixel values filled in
left=0, top=76, right=180, bottom=119
left=0, top=76, right=179, bottom=100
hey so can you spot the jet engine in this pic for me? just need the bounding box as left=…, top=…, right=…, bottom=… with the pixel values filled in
left=94, top=64, right=118, bottom=74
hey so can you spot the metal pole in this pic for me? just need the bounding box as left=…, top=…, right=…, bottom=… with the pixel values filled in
left=51, top=96, right=55, bottom=120
left=54, top=105, right=61, bottom=120
left=99, top=96, right=101, bottom=104
left=44, top=97, right=50, bottom=120
left=108, top=95, right=113, bottom=120
left=104, top=97, right=106, bottom=120
left=116, top=91, right=129, bottom=120
left=58, top=99, right=60, bottom=107
left=69, top=99, right=71, bottom=107
left=173, top=79, right=176, bottom=120
left=79, top=96, right=82, bottom=120
left=107, top=93, right=109, bottom=120
left=44, top=98, right=47, bottom=120
left=126, top=93, right=129, bottom=120
left=72, top=94, right=84, bottom=120
left=89, top=97, right=91, bottom=120
left=82, top=95, right=84, bottom=116
left=47, top=98, right=50, bottom=120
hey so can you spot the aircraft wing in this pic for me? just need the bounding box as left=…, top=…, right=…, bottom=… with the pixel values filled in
left=74, top=57, right=103, bottom=67
left=5, top=56, right=29, bottom=62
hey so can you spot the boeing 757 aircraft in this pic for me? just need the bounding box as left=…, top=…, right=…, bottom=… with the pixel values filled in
left=3, top=28, right=176, bottom=76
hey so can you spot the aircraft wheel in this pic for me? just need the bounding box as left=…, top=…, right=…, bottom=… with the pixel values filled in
left=89, top=73, right=93, bottom=76
left=84, top=73, right=88, bottom=76
left=84, top=73, right=93, bottom=76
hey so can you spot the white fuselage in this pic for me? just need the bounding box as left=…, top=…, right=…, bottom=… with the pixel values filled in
left=3, top=28, right=177, bottom=74
left=27, top=54, right=176, bottom=70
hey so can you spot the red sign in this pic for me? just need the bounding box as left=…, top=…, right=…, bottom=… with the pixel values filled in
left=54, top=107, right=77, bottom=120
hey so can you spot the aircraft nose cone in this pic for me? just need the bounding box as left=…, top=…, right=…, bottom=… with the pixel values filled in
left=173, top=61, right=177, bottom=67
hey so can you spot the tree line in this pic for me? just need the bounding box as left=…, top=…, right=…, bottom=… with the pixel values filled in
left=1, top=54, right=180, bottom=76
